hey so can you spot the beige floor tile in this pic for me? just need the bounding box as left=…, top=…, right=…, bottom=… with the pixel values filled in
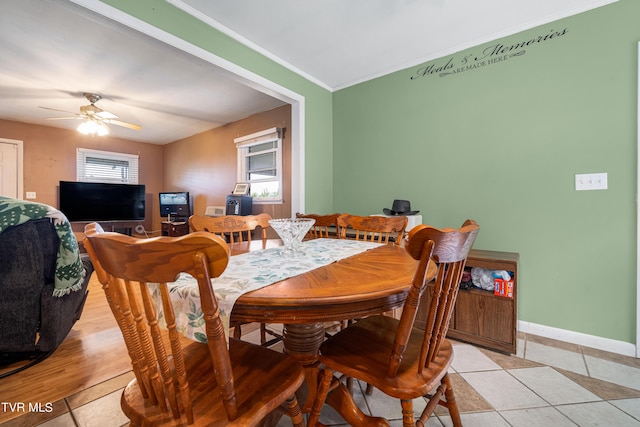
left=65, top=371, right=134, bottom=410
left=450, top=344, right=502, bottom=373
left=71, top=390, right=128, bottom=427
left=461, top=370, right=547, bottom=411
left=508, top=366, right=601, bottom=405
left=556, top=401, right=640, bottom=426
left=524, top=341, right=588, bottom=375
left=438, top=411, right=510, bottom=427
left=584, top=354, right=640, bottom=391
left=34, top=412, right=76, bottom=427
left=609, top=398, right=640, bottom=420
left=516, top=337, right=525, bottom=358
left=499, top=407, right=576, bottom=427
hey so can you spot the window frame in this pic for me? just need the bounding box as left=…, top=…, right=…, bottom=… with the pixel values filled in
left=235, top=127, right=283, bottom=204
left=76, top=148, right=139, bottom=184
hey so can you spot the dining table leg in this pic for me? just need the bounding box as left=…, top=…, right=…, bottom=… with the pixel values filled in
left=282, top=323, right=389, bottom=427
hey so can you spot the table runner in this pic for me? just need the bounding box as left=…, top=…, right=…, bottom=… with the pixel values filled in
left=154, top=238, right=382, bottom=343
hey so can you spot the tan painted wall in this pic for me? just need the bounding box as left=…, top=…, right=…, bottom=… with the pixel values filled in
left=163, top=104, right=292, bottom=222
left=0, top=119, right=163, bottom=233
left=1, top=104, right=291, bottom=236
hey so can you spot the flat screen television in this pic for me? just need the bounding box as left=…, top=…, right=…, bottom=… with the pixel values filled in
left=159, top=191, right=190, bottom=218
left=59, top=181, right=146, bottom=222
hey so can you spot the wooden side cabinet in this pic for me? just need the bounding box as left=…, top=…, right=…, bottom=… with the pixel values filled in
left=161, top=221, right=189, bottom=237
left=417, top=249, right=519, bottom=354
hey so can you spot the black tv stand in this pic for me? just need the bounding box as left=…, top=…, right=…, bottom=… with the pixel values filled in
left=161, top=220, right=189, bottom=237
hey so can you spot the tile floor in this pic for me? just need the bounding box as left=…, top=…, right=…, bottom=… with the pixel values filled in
left=3, top=330, right=640, bottom=427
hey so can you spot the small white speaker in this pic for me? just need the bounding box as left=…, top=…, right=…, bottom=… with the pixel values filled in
left=134, top=224, right=146, bottom=234
left=205, top=205, right=225, bottom=217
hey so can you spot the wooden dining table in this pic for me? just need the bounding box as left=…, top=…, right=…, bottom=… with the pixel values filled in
left=226, top=238, right=438, bottom=426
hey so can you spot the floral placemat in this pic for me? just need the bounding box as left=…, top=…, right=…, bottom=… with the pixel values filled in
left=154, top=238, right=382, bottom=343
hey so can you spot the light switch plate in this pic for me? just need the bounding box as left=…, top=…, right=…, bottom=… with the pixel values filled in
left=575, top=173, right=608, bottom=191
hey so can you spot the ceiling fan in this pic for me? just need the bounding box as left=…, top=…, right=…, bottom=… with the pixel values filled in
left=40, top=93, right=141, bottom=133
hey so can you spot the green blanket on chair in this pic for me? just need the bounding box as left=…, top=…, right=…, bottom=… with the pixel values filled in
left=0, top=196, right=85, bottom=297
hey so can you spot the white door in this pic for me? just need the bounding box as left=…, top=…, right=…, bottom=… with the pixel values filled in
left=0, top=138, right=23, bottom=199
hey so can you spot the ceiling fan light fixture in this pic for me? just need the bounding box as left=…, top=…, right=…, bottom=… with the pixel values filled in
left=77, top=119, right=109, bottom=136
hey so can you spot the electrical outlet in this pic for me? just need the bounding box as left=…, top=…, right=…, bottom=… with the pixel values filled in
left=26, top=191, right=36, bottom=199
left=575, top=173, right=607, bottom=191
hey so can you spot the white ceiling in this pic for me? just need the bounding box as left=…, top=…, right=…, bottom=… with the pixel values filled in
left=174, top=0, right=616, bottom=91
left=0, top=0, right=616, bottom=145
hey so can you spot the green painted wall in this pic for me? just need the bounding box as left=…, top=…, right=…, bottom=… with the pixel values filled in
left=101, top=0, right=334, bottom=214
left=333, top=0, right=638, bottom=343
left=102, top=0, right=637, bottom=344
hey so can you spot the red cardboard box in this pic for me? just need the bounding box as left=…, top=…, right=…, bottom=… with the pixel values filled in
left=493, top=278, right=514, bottom=298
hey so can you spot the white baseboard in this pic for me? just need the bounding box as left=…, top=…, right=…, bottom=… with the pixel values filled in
left=518, top=320, right=638, bottom=358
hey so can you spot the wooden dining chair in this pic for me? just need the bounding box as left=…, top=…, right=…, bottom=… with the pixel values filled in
left=335, top=213, right=412, bottom=392
left=189, top=213, right=271, bottom=243
left=337, top=213, right=408, bottom=321
left=308, top=220, right=480, bottom=427
left=189, top=213, right=280, bottom=345
left=295, top=212, right=340, bottom=238
left=83, top=223, right=305, bottom=427
left=337, top=214, right=408, bottom=246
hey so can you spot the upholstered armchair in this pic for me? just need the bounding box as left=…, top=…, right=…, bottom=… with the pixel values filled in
left=0, top=201, right=93, bottom=363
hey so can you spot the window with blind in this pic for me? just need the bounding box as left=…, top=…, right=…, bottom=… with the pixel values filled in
left=76, top=148, right=139, bottom=184
left=235, top=128, right=282, bottom=203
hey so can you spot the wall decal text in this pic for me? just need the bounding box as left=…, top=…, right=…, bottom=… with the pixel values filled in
left=410, top=28, right=568, bottom=80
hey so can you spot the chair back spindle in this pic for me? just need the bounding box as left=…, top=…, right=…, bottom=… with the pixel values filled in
left=296, top=212, right=340, bottom=238
left=189, top=213, right=271, bottom=243
left=389, top=220, right=480, bottom=377
left=337, top=214, right=408, bottom=246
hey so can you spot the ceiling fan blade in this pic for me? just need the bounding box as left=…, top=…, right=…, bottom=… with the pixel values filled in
left=104, top=119, right=141, bottom=131
left=44, top=116, right=81, bottom=120
left=96, top=110, right=118, bottom=120
left=39, top=106, right=77, bottom=114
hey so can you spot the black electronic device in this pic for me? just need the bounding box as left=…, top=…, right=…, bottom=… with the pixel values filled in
left=59, top=181, right=146, bottom=222
left=226, top=195, right=252, bottom=216
left=159, top=191, right=190, bottom=220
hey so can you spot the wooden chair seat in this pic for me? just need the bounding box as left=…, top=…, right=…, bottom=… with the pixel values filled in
left=122, top=339, right=305, bottom=426
left=313, top=315, right=453, bottom=400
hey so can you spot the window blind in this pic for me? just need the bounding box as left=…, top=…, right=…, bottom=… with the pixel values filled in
left=77, top=148, right=139, bottom=184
